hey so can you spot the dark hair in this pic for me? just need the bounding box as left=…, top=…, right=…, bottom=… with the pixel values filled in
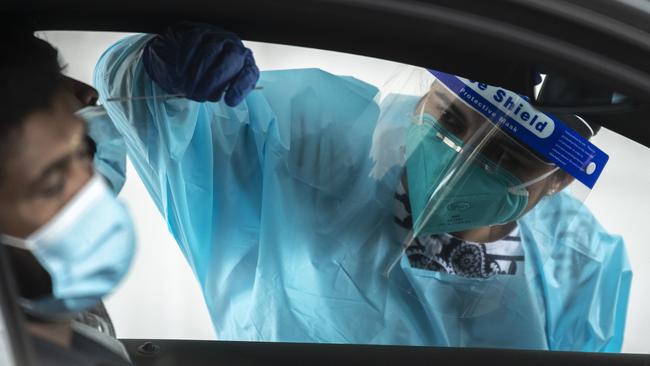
left=0, top=31, right=65, bottom=168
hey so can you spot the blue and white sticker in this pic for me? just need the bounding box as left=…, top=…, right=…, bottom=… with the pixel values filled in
left=429, top=70, right=608, bottom=189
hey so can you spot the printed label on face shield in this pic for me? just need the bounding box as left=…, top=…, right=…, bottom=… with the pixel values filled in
left=428, top=70, right=608, bottom=189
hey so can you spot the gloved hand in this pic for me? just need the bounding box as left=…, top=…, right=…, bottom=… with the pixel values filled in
left=142, top=22, right=260, bottom=106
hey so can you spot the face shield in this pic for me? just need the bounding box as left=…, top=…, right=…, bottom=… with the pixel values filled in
left=369, top=68, right=609, bottom=326
left=405, top=81, right=560, bottom=239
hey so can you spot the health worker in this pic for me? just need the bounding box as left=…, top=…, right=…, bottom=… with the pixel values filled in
left=89, top=22, right=631, bottom=351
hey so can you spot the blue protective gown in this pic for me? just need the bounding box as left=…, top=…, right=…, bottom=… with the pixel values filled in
left=92, top=34, right=632, bottom=351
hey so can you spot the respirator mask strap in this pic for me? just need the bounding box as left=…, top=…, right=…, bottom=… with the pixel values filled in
left=507, top=166, right=560, bottom=196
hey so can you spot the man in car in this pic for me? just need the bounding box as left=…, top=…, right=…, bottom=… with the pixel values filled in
left=0, top=31, right=135, bottom=365
left=90, top=22, right=631, bottom=351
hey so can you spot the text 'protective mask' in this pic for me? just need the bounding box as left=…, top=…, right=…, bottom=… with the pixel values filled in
left=0, top=174, right=135, bottom=316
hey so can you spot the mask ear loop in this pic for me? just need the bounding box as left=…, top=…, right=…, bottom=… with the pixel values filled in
left=507, top=166, right=560, bottom=196
left=0, top=234, right=34, bottom=251
left=574, top=115, right=595, bottom=138
left=414, top=98, right=428, bottom=126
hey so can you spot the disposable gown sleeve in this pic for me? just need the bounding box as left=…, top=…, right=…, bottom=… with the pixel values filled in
left=521, top=192, right=632, bottom=352
left=550, top=232, right=632, bottom=352
left=92, top=34, right=275, bottom=279
left=85, top=111, right=127, bottom=195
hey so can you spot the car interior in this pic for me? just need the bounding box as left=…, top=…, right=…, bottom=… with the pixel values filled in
left=2, top=0, right=650, bottom=365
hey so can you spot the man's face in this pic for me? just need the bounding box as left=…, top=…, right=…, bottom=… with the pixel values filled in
left=417, top=81, right=568, bottom=215
left=0, top=76, right=102, bottom=298
left=0, top=78, right=97, bottom=238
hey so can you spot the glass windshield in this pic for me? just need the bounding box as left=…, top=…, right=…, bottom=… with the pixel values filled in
left=37, top=30, right=648, bottom=355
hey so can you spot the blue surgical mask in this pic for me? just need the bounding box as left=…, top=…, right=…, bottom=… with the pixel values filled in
left=1, top=174, right=136, bottom=316
left=405, top=114, right=532, bottom=236
left=75, top=105, right=127, bottom=195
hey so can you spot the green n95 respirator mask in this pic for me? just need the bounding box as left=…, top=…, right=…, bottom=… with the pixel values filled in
left=405, top=113, right=557, bottom=236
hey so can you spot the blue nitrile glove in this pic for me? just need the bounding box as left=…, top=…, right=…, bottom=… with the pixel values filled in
left=142, top=22, right=260, bottom=106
